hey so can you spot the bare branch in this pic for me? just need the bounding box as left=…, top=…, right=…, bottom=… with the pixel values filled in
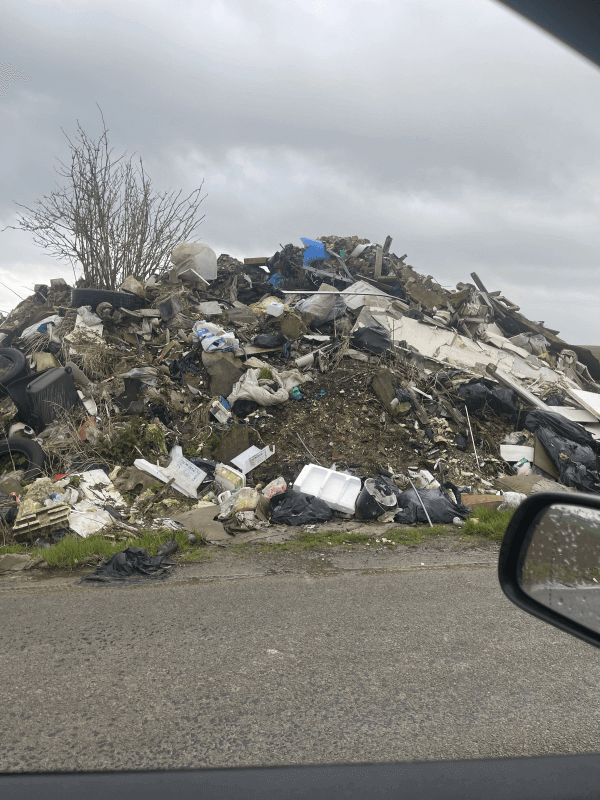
left=6, top=108, right=206, bottom=288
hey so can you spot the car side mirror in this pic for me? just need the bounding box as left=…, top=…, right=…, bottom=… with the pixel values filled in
left=498, top=492, right=600, bottom=649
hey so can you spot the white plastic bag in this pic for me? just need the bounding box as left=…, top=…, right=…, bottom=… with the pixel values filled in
left=498, top=491, right=527, bottom=510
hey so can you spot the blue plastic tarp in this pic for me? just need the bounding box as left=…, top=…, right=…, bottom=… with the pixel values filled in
left=300, top=238, right=330, bottom=266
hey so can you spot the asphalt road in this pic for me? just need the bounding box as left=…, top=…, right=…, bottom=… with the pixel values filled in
left=2, top=545, right=600, bottom=773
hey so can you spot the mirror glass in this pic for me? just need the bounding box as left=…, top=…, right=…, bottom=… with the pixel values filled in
left=520, top=503, right=600, bottom=635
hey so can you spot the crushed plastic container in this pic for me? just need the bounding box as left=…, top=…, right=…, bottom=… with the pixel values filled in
left=231, top=445, right=275, bottom=474
left=293, top=464, right=361, bottom=514
left=218, top=487, right=260, bottom=520
left=263, top=477, right=286, bottom=500
left=210, top=398, right=232, bottom=424
left=215, top=463, right=246, bottom=492
left=134, top=446, right=207, bottom=499
left=300, top=237, right=329, bottom=265
left=265, top=302, right=284, bottom=317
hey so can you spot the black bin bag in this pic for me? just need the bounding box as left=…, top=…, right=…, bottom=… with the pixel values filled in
left=523, top=409, right=600, bottom=493
left=270, top=489, right=333, bottom=526
left=80, top=547, right=176, bottom=583
left=457, top=381, right=518, bottom=419
left=393, top=486, right=471, bottom=525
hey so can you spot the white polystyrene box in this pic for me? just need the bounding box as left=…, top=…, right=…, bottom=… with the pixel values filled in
left=293, top=464, right=361, bottom=514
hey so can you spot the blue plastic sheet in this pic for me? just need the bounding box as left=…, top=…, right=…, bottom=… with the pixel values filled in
left=300, top=237, right=330, bottom=265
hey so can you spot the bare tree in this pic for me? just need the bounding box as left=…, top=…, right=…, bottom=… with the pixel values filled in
left=7, top=108, right=207, bottom=289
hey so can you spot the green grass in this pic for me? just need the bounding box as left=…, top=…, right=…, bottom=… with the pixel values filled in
left=0, top=528, right=211, bottom=568
left=0, top=507, right=516, bottom=568
left=463, top=507, right=515, bottom=542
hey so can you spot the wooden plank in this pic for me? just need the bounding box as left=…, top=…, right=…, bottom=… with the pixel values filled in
left=462, top=494, right=502, bottom=511
left=374, top=245, right=383, bottom=279
left=486, top=364, right=549, bottom=410
left=433, top=394, right=466, bottom=425
left=244, top=257, right=268, bottom=265
left=470, top=272, right=490, bottom=293
left=469, top=272, right=510, bottom=320
left=565, top=388, right=600, bottom=421
left=496, top=295, right=520, bottom=312
left=533, top=435, right=560, bottom=479
left=406, top=386, right=429, bottom=426
left=382, top=236, right=393, bottom=254
left=552, top=406, right=598, bottom=424
left=583, top=423, right=600, bottom=441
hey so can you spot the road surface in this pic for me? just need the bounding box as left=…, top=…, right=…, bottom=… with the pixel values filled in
left=1, top=544, right=600, bottom=772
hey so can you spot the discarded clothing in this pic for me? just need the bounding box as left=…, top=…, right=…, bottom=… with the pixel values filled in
left=231, top=398, right=261, bottom=417
left=169, top=353, right=199, bottom=385
left=351, top=309, right=391, bottom=354
left=352, top=322, right=391, bottom=354
left=187, top=457, right=217, bottom=482
left=534, top=428, right=600, bottom=493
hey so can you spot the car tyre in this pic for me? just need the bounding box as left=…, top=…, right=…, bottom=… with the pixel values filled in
left=0, top=347, right=28, bottom=395
left=0, top=437, right=46, bottom=481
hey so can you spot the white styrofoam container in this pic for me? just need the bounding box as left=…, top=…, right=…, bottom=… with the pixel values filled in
left=293, top=464, right=361, bottom=514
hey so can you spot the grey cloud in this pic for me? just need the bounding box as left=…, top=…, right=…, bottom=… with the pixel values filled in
left=0, top=0, right=599, bottom=342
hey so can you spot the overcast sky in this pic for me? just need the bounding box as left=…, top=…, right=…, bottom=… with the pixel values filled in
left=1, top=0, right=599, bottom=343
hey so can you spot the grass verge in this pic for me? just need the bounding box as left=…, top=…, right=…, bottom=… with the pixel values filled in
left=0, top=528, right=211, bottom=568
left=0, top=508, right=516, bottom=567
left=462, top=507, right=515, bottom=542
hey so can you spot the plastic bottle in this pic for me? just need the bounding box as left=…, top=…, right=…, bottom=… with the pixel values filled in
left=157, top=540, right=179, bottom=557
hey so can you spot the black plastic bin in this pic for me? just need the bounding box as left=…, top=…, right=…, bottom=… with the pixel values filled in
left=26, top=367, right=82, bottom=428
left=6, top=369, right=51, bottom=427
left=355, top=477, right=398, bottom=520
left=7, top=367, right=82, bottom=431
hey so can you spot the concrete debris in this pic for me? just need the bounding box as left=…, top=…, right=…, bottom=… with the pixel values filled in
left=0, top=232, right=598, bottom=563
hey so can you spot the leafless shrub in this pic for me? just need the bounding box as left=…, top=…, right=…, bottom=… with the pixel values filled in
left=7, top=106, right=207, bottom=289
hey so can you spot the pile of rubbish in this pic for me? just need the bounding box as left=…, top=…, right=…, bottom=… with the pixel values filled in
left=0, top=233, right=598, bottom=566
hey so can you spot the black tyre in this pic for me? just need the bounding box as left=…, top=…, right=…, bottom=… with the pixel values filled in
left=0, top=347, right=28, bottom=395
left=0, top=437, right=46, bottom=481
left=70, top=288, right=143, bottom=311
